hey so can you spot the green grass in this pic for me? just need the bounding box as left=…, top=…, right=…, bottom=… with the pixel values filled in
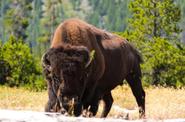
left=0, top=85, right=185, bottom=120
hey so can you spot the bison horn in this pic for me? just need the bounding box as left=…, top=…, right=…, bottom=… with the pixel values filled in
left=41, top=52, right=47, bottom=67
left=41, top=52, right=52, bottom=72
left=85, top=50, right=95, bottom=68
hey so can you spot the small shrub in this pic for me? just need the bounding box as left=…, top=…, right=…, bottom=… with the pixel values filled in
left=1, top=36, right=46, bottom=90
left=0, top=41, right=11, bottom=84
left=142, top=38, right=185, bottom=87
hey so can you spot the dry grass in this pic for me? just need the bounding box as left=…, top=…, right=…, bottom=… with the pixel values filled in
left=110, top=85, right=185, bottom=120
left=0, top=85, right=185, bottom=120
left=0, top=86, right=47, bottom=111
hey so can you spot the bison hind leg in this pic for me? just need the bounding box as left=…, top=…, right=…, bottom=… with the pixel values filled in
left=126, top=66, right=145, bottom=118
left=100, top=92, right=113, bottom=118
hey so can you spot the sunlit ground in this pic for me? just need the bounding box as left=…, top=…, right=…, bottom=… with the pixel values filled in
left=0, top=85, right=185, bottom=120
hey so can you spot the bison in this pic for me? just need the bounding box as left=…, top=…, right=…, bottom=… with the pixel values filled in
left=42, top=18, right=145, bottom=118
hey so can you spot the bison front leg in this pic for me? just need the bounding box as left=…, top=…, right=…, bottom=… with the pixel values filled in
left=126, top=72, right=145, bottom=118
left=85, top=92, right=113, bottom=118
left=45, top=94, right=60, bottom=112
left=82, top=100, right=99, bottom=117
left=45, top=80, right=60, bottom=112
left=88, top=103, right=99, bottom=117
left=101, top=92, right=113, bottom=117
left=73, top=102, right=83, bottom=116
left=82, top=92, right=100, bottom=117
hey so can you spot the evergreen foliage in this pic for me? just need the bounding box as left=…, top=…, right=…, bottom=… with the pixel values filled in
left=3, top=0, right=33, bottom=40
left=0, top=41, right=10, bottom=84
left=88, top=0, right=129, bottom=31
left=121, top=0, right=185, bottom=87
left=177, top=0, right=185, bottom=43
left=142, top=38, right=185, bottom=87
left=1, top=36, right=45, bottom=90
left=26, top=0, right=43, bottom=55
left=127, top=0, right=181, bottom=43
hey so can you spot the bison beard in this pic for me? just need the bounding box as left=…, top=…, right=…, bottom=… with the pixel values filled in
left=42, top=45, right=91, bottom=116
left=42, top=18, right=145, bottom=118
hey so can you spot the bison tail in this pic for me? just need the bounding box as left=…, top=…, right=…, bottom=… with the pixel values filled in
left=135, top=48, right=143, bottom=64
left=126, top=41, right=143, bottom=64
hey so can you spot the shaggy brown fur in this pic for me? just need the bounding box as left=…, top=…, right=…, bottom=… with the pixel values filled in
left=43, top=44, right=90, bottom=115
left=42, top=18, right=145, bottom=118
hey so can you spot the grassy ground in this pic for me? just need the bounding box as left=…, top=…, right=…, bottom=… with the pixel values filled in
left=111, top=85, right=185, bottom=120
left=0, top=85, right=185, bottom=120
left=0, top=86, right=47, bottom=111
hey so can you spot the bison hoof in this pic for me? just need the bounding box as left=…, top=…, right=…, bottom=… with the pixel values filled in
left=82, top=109, right=93, bottom=117
left=86, top=111, right=93, bottom=117
left=139, top=113, right=146, bottom=119
left=60, top=108, right=68, bottom=116
left=82, top=109, right=87, bottom=117
left=139, top=108, right=145, bottom=119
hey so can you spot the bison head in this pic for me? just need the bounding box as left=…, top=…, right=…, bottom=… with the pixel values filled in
left=42, top=45, right=91, bottom=116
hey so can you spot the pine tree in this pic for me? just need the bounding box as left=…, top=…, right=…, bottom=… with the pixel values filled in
left=123, top=0, right=185, bottom=87
left=176, top=0, right=185, bottom=43
left=0, top=0, right=11, bottom=43
left=3, top=0, right=33, bottom=40
left=27, top=0, right=43, bottom=55
left=126, top=0, right=181, bottom=43
left=87, top=0, right=129, bottom=31
left=40, top=0, right=62, bottom=50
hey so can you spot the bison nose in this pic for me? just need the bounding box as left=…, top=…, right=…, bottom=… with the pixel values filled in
left=61, top=96, right=70, bottom=110
left=62, top=96, right=79, bottom=104
left=62, top=96, right=68, bottom=104
left=62, top=96, right=79, bottom=115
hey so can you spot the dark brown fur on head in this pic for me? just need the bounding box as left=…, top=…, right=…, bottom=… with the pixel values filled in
left=42, top=44, right=90, bottom=79
left=42, top=44, right=91, bottom=115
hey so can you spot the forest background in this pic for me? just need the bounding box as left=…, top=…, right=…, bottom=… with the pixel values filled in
left=0, top=0, right=185, bottom=91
